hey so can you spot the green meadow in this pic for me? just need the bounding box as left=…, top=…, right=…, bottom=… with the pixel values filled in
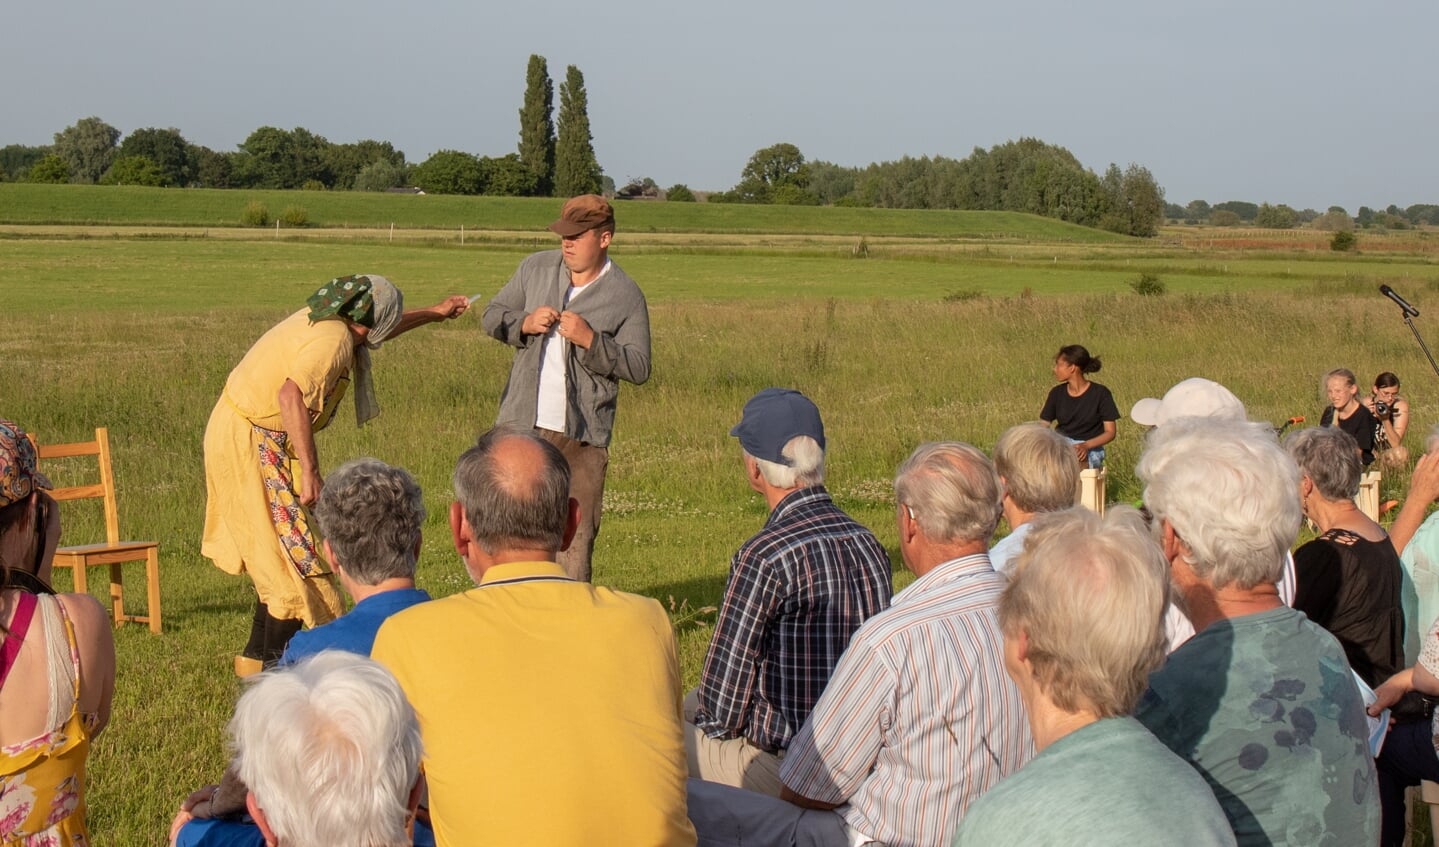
left=5, top=188, right=1439, bottom=843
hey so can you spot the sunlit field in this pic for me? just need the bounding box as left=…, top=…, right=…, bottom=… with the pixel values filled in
left=5, top=194, right=1439, bottom=844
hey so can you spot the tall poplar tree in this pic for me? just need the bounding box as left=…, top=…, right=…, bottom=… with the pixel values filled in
left=555, top=65, right=602, bottom=197
left=517, top=54, right=555, bottom=197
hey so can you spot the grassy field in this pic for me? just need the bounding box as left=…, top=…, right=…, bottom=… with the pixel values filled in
left=4, top=196, right=1439, bottom=844
left=0, top=183, right=1134, bottom=242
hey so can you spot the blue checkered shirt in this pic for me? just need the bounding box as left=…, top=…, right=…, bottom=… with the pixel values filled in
left=693, top=486, right=892, bottom=752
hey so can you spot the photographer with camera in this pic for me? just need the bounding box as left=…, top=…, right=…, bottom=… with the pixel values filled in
left=1366, top=372, right=1411, bottom=469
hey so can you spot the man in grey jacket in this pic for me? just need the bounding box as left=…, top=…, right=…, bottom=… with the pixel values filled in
left=481, top=194, right=650, bottom=582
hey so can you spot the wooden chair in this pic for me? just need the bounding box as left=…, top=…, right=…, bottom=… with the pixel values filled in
left=35, top=427, right=162, bottom=634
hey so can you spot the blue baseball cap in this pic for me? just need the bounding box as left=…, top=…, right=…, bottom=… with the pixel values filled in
left=730, top=388, right=825, bottom=465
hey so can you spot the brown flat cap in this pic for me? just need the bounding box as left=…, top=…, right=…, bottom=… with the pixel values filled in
left=548, top=194, right=614, bottom=237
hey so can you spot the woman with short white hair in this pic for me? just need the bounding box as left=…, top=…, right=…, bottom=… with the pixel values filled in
left=954, top=507, right=1234, bottom=846
left=170, top=651, right=423, bottom=847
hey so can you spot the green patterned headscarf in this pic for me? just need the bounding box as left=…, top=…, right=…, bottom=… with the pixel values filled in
left=307, top=274, right=377, bottom=327
left=305, top=274, right=405, bottom=426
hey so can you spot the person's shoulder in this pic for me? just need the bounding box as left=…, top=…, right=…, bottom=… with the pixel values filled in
left=54, top=590, right=110, bottom=633
left=594, top=585, right=666, bottom=614
left=375, top=590, right=468, bottom=636
left=577, top=585, right=676, bottom=642
left=951, top=764, right=1033, bottom=844
left=606, top=260, right=643, bottom=289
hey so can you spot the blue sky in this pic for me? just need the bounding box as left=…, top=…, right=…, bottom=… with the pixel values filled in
left=4, top=0, right=1433, bottom=212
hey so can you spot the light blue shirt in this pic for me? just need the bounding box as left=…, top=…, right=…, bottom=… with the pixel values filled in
left=988, top=522, right=1032, bottom=575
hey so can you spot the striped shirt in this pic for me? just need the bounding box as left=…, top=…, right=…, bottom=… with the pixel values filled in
left=693, top=486, right=892, bottom=752
left=779, top=553, right=1034, bottom=847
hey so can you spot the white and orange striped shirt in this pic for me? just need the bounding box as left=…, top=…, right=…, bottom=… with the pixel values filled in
left=779, top=554, right=1034, bottom=847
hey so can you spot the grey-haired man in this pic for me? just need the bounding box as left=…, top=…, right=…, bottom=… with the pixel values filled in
left=686, top=388, right=892, bottom=795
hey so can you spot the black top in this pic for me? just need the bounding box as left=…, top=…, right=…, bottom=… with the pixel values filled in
left=1040, top=382, right=1120, bottom=441
left=1320, top=404, right=1376, bottom=466
left=1293, top=527, right=1404, bottom=688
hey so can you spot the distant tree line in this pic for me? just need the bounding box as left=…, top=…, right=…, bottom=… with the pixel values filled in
left=1163, top=197, right=1438, bottom=231
left=706, top=138, right=1167, bottom=237
left=0, top=55, right=607, bottom=198
left=7, top=101, right=1432, bottom=240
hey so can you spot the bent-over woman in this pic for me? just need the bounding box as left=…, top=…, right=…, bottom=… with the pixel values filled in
left=202, top=275, right=466, bottom=674
left=1040, top=344, right=1119, bottom=468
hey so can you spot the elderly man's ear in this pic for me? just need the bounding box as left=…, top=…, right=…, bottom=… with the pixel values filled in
left=449, top=501, right=470, bottom=558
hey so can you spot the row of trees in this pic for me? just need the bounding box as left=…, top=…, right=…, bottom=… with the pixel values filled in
left=1163, top=199, right=1439, bottom=231
left=0, top=119, right=416, bottom=191
left=707, top=139, right=1167, bottom=237
left=0, top=55, right=607, bottom=197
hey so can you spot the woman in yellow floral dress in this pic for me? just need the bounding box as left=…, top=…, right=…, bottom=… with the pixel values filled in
left=201, top=275, right=467, bottom=674
left=0, top=418, right=116, bottom=847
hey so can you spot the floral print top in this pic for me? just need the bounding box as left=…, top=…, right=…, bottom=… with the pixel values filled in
left=0, top=593, right=94, bottom=846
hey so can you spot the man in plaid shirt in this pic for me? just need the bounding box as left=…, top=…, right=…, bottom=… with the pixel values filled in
left=685, top=388, right=893, bottom=796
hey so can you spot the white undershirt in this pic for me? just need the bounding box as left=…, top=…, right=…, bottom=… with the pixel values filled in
left=535, top=261, right=611, bottom=431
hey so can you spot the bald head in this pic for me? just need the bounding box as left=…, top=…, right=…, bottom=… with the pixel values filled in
left=454, top=426, right=572, bottom=555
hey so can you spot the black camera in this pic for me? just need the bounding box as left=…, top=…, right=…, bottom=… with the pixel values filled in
left=1375, top=399, right=1392, bottom=418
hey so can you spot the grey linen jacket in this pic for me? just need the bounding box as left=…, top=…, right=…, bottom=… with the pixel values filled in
left=481, top=250, right=651, bottom=448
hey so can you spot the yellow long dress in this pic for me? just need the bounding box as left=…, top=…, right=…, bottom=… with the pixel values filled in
left=201, top=310, right=351, bottom=627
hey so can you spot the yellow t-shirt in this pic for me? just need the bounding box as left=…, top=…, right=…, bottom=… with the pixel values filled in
left=372, top=562, right=697, bottom=847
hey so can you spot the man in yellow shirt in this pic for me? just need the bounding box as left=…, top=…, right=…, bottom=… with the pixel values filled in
left=372, top=426, right=695, bottom=846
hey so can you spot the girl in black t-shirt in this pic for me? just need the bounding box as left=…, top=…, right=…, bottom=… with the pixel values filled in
left=1040, top=344, right=1119, bottom=468
left=1320, top=368, right=1377, bottom=467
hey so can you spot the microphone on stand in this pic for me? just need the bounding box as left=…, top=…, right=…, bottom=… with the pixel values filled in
left=1380, top=284, right=1420, bottom=318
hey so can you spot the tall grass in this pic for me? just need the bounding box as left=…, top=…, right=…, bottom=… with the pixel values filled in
left=5, top=232, right=1439, bottom=843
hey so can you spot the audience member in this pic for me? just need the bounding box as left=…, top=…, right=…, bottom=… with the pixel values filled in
left=688, top=388, right=891, bottom=795
left=1128, top=377, right=1296, bottom=650
left=1392, top=431, right=1439, bottom=663
left=1365, top=371, right=1410, bottom=469
left=171, top=457, right=436, bottom=847
left=0, top=419, right=116, bottom=846
left=1369, top=615, right=1439, bottom=847
left=1040, top=344, right=1119, bottom=468
left=953, top=507, right=1235, bottom=846
left=690, top=442, right=1032, bottom=847
left=1320, top=367, right=1377, bottom=467
left=1134, top=417, right=1379, bottom=845
left=169, top=652, right=423, bottom=847
left=372, top=427, right=695, bottom=846
left=281, top=458, right=431, bottom=664
left=1129, top=377, right=1246, bottom=429
left=989, top=422, right=1078, bottom=573
left=1286, top=426, right=1404, bottom=688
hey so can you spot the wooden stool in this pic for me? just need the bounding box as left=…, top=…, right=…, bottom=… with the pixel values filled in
left=1077, top=467, right=1107, bottom=515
